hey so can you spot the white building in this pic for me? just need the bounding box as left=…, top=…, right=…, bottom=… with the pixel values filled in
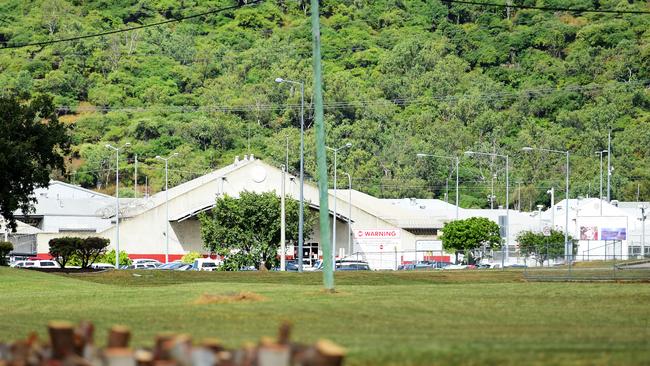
left=14, top=157, right=648, bottom=267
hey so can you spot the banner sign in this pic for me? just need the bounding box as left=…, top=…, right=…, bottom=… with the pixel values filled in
left=354, top=229, right=400, bottom=239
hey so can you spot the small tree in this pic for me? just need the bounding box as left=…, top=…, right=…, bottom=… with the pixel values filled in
left=0, top=241, right=13, bottom=266
left=77, top=237, right=109, bottom=268
left=181, top=251, right=202, bottom=264
left=199, top=191, right=317, bottom=270
left=517, top=230, right=576, bottom=266
left=441, top=217, right=502, bottom=263
left=49, top=237, right=82, bottom=268
left=97, top=250, right=132, bottom=267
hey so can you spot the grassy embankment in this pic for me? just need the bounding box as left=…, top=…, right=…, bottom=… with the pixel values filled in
left=1, top=268, right=649, bottom=365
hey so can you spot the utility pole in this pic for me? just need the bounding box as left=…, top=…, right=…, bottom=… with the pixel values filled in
left=281, top=165, right=286, bottom=271
left=607, top=129, right=611, bottom=202
left=134, top=154, right=138, bottom=199
left=310, top=0, right=334, bottom=291
left=517, top=181, right=522, bottom=211
left=274, top=77, right=305, bottom=272
left=640, top=205, right=647, bottom=259
left=156, top=153, right=178, bottom=263
left=106, top=142, right=130, bottom=269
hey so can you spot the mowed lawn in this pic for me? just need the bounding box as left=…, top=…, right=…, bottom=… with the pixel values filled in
left=1, top=268, right=649, bottom=365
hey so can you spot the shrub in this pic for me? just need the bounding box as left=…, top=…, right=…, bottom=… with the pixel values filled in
left=0, top=241, right=13, bottom=266
left=97, top=250, right=131, bottom=266
left=49, top=237, right=82, bottom=268
left=78, top=237, right=109, bottom=268
left=181, top=251, right=202, bottom=264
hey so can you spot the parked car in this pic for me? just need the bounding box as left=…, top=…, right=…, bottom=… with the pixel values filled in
left=192, top=258, right=221, bottom=271
left=132, top=259, right=162, bottom=267
left=443, top=264, right=467, bottom=270
left=90, top=263, right=115, bottom=269
left=157, top=261, right=186, bottom=270
left=10, top=260, right=61, bottom=269
left=174, top=264, right=193, bottom=271
left=336, top=262, right=371, bottom=271
left=127, top=263, right=158, bottom=270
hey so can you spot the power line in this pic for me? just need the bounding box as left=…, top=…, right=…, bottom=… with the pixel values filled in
left=0, top=0, right=264, bottom=50
left=446, top=0, right=650, bottom=15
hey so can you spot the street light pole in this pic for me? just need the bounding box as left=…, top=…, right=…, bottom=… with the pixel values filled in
left=156, top=152, right=178, bottom=264
left=523, top=147, right=571, bottom=262
left=106, top=142, right=130, bottom=269
left=416, top=153, right=460, bottom=220
left=465, top=151, right=509, bottom=267
left=607, top=129, right=611, bottom=202
left=275, top=77, right=305, bottom=272
left=640, top=205, right=647, bottom=259
left=342, top=172, right=352, bottom=255
left=596, top=150, right=607, bottom=216
left=326, top=143, right=352, bottom=270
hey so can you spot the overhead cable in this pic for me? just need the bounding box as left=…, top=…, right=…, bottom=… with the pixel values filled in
left=0, top=0, right=264, bottom=50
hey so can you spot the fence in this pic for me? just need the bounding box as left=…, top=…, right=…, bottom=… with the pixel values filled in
left=7, top=233, right=37, bottom=256
left=521, top=253, right=650, bottom=281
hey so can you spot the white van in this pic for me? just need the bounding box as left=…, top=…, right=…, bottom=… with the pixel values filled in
left=11, top=260, right=61, bottom=269
left=192, top=258, right=221, bottom=271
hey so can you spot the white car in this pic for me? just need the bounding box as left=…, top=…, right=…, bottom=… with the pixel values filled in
left=132, top=258, right=162, bottom=267
left=90, top=263, right=116, bottom=269
left=192, top=258, right=221, bottom=271
left=11, top=260, right=61, bottom=269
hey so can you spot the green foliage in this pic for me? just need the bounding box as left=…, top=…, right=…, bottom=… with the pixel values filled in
left=77, top=237, right=110, bottom=268
left=97, top=250, right=132, bottom=267
left=0, top=1, right=648, bottom=206
left=0, top=241, right=13, bottom=266
left=49, top=237, right=82, bottom=268
left=441, top=217, right=501, bottom=262
left=517, top=230, right=577, bottom=265
left=181, top=251, right=202, bottom=264
left=50, top=236, right=109, bottom=268
left=0, top=94, right=70, bottom=231
left=199, top=191, right=317, bottom=270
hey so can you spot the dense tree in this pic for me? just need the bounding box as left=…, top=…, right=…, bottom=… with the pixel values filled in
left=440, top=217, right=501, bottom=263
left=199, top=191, right=317, bottom=270
left=517, top=230, right=577, bottom=265
left=0, top=94, right=70, bottom=230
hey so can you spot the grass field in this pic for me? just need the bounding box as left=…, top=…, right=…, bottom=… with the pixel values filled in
left=1, top=268, right=650, bottom=365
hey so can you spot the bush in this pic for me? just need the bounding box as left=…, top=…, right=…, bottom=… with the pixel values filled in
left=97, top=250, right=131, bottom=267
left=49, top=237, right=111, bottom=268
left=181, top=251, right=202, bottom=264
left=0, top=241, right=13, bottom=266
left=78, top=237, right=109, bottom=268
left=49, top=237, right=82, bottom=268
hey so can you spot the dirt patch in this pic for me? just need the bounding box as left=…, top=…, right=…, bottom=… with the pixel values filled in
left=193, top=291, right=267, bottom=305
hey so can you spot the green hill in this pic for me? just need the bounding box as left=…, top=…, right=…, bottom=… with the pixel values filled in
left=1, top=0, right=648, bottom=209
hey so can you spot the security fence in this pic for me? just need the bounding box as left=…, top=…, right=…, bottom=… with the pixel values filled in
left=7, top=233, right=37, bottom=256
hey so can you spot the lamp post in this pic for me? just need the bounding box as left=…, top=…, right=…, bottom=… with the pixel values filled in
left=156, top=152, right=178, bottom=264
left=326, top=142, right=352, bottom=270
left=596, top=150, right=608, bottom=216
left=465, top=151, right=509, bottom=267
left=640, top=205, right=647, bottom=259
left=416, top=153, right=460, bottom=220
left=523, top=147, right=570, bottom=262
left=342, top=172, right=352, bottom=255
left=275, top=77, right=305, bottom=272
left=105, top=142, right=130, bottom=269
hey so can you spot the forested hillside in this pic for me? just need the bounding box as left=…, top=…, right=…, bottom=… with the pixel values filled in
left=0, top=0, right=648, bottom=210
